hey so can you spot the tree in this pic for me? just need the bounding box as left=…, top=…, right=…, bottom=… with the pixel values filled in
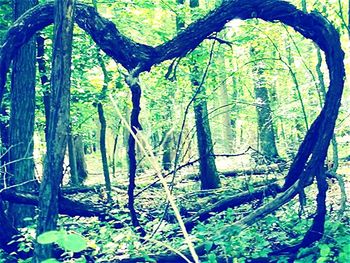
left=6, top=0, right=37, bottom=228
left=190, top=0, right=220, bottom=190
left=250, top=47, right=280, bottom=160
left=34, top=0, right=75, bottom=261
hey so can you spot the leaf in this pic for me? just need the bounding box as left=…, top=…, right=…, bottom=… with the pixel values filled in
left=41, top=259, right=60, bottom=263
left=319, top=244, right=331, bottom=257
left=60, top=233, right=87, bottom=253
left=37, top=231, right=61, bottom=245
left=204, top=241, right=214, bottom=252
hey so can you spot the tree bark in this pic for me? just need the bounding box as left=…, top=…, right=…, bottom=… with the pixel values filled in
left=97, top=102, right=112, bottom=202
left=94, top=40, right=112, bottom=202
left=190, top=0, right=219, bottom=191
left=34, top=0, right=75, bottom=261
left=193, top=99, right=220, bottom=190
left=7, top=0, right=37, bottom=228
left=216, top=49, right=235, bottom=152
left=250, top=47, right=279, bottom=160
left=126, top=73, right=145, bottom=236
left=67, top=125, right=78, bottom=185
left=74, top=135, right=88, bottom=183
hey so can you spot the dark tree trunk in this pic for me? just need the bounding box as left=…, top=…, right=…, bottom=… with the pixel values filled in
left=190, top=0, right=220, bottom=190
left=7, top=0, right=37, bottom=228
left=193, top=99, right=220, bottom=190
left=112, top=126, right=120, bottom=178
left=126, top=74, right=145, bottom=235
left=97, top=102, right=112, bottom=202
left=250, top=47, right=279, bottom=160
left=94, top=42, right=112, bottom=201
left=34, top=0, right=75, bottom=261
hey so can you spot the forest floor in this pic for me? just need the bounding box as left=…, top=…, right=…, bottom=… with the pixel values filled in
left=52, top=152, right=350, bottom=262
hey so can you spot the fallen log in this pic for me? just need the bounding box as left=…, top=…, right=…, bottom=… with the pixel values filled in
left=184, top=183, right=282, bottom=231
left=220, top=163, right=287, bottom=177
left=1, top=189, right=110, bottom=218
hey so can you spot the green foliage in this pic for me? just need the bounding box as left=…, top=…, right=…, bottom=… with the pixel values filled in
left=37, top=230, right=87, bottom=253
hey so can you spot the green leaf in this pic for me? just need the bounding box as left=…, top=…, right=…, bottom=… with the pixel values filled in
left=41, top=259, right=60, bottom=263
left=319, top=244, right=331, bottom=257
left=204, top=241, right=214, bottom=252
left=60, top=233, right=87, bottom=253
left=37, top=231, right=61, bottom=245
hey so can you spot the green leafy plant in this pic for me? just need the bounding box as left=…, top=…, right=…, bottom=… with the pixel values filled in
left=37, top=230, right=87, bottom=263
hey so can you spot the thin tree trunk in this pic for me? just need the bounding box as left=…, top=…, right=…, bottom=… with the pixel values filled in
left=97, top=102, right=112, bottom=202
left=67, top=125, right=78, bottom=185
left=112, top=121, right=121, bottom=178
left=34, top=0, right=75, bottom=261
left=126, top=74, right=145, bottom=235
left=94, top=36, right=112, bottom=201
left=8, top=0, right=37, bottom=228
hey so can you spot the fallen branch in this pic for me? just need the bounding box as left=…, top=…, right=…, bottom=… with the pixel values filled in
left=184, top=183, right=282, bottom=231
left=220, top=163, right=287, bottom=177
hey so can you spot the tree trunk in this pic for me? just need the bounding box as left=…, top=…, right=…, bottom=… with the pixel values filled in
left=193, top=99, right=220, bottom=190
left=97, top=102, right=112, bottom=202
left=34, top=0, right=75, bottom=261
left=126, top=73, right=145, bottom=235
left=67, top=125, right=78, bottom=185
left=190, top=0, right=220, bottom=190
left=94, top=38, right=112, bottom=200
left=162, top=131, right=172, bottom=171
left=7, top=0, right=37, bottom=228
left=250, top=48, right=279, bottom=160
left=216, top=49, right=235, bottom=152
left=74, top=135, right=88, bottom=183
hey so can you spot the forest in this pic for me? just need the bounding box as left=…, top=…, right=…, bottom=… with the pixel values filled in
left=0, top=0, right=349, bottom=262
